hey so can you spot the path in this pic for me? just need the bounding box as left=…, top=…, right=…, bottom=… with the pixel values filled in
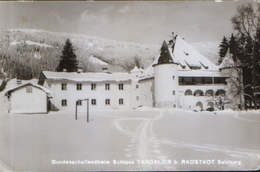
left=114, top=110, right=173, bottom=170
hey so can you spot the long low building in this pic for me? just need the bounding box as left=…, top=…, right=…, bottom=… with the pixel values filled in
left=38, top=71, right=139, bottom=112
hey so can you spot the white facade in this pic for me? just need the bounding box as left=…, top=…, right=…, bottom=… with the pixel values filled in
left=137, top=36, right=233, bottom=111
left=154, top=63, right=179, bottom=108
left=39, top=71, right=138, bottom=112
left=5, top=83, right=50, bottom=114
left=138, top=78, right=154, bottom=107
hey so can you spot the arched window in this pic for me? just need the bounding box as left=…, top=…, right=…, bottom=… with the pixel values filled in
left=207, top=102, right=214, bottom=108
left=205, top=90, right=214, bottom=96
left=194, top=90, right=204, bottom=96
left=184, top=89, right=192, bottom=96
left=206, top=102, right=214, bottom=111
left=196, top=101, right=203, bottom=111
left=215, top=89, right=225, bottom=96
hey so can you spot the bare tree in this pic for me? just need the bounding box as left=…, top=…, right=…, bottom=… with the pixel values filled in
left=231, top=3, right=260, bottom=39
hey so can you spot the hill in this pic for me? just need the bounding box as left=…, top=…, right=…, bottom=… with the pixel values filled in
left=0, top=29, right=220, bottom=79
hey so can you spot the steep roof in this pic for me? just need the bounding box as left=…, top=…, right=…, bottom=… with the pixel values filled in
left=150, top=36, right=218, bottom=70
left=155, top=40, right=176, bottom=65
left=173, top=36, right=218, bottom=70
left=40, top=71, right=133, bottom=83
left=219, top=50, right=236, bottom=70
left=5, top=83, right=51, bottom=97
left=140, top=36, right=219, bottom=80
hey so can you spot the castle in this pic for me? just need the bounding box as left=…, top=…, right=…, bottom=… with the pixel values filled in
left=37, top=36, right=236, bottom=112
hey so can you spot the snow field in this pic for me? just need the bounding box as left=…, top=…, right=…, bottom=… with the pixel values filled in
left=0, top=101, right=260, bottom=171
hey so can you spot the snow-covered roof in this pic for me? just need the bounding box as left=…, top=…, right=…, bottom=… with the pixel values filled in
left=219, top=51, right=235, bottom=70
left=5, top=82, right=51, bottom=97
left=173, top=37, right=218, bottom=70
left=41, top=71, right=133, bottom=83
left=88, top=55, right=108, bottom=66
left=140, top=36, right=220, bottom=80
left=10, top=40, right=53, bottom=48
left=152, top=36, right=218, bottom=70
left=130, top=66, right=144, bottom=74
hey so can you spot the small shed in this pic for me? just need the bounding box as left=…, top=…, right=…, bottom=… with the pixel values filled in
left=5, top=83, right=51, bottom=114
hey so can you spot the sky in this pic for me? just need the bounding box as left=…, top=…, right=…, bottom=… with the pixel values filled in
left=0, top=0, right=256, bottom=45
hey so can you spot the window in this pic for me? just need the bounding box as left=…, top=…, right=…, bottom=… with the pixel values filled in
left=215, top=89, right=226, bottom=96
left=136, top=84, right=139, bottom=89
left=61, top=99, right=67, bottom=106
left=172, top=76, right=175, bottom=80
left=184, top=89, right=192, bottom=96
left=91, top=99, right=96, bottom=105
left=76, top=100, right=82, bottom=106
left=61, top=83, right=67, bottom=90
left=26, top=86, right=32, bottom=93
left=105, top=99, right=110, bottom=105
left=77, top=83, right=82, bottom=90
left=194, top=90, right=204, bottom=96
left=214, top=77, right=227, bottom=85
left=205, top=90, right=214, bottom=96
left=172, top=90, right=175, bottom=95
left=105, top=83, right=110, bottom=90
left=136, top=96, right=139, bottom=101
left=179, top=77, right=226, bottom=85
left=119, top=98, right=124, bottom=105
left=119, top=83, right=124, bottom=90
left=91, top=83, right=96, bottom=90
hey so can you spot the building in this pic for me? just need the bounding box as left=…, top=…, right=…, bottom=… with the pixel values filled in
left=137, top=36, right=233, bottom=111
left=38, top=71, right=139, bottom=112
left=36, top=36, right=236, bottom=112
left=5, top=83, right=51, bottom=114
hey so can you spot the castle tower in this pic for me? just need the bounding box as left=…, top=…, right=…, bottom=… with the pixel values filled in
left=153, top=40, right=179, bottom=108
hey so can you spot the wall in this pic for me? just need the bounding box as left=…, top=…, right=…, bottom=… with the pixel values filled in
left=139, top=79, right=154, bottom=107
left=45, top=80, right=134, bottom=112
left=154, top=64, right=178, bottom=107
left=178, top=84, right=227, bottom=110
left=10, top=86, right=47, bottom=114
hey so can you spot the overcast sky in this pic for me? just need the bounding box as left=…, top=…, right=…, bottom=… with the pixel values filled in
left=0, top=0, right=256, bottom=44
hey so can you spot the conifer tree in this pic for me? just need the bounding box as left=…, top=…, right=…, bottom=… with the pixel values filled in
left=56, top=39, right=78, bottom=72
left=218, top=36, right=229, bottom=64
left=229, top=34, right=239, bottom=63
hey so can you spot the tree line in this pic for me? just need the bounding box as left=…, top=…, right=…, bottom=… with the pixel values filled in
left=218, top=3, right=260, bottom=109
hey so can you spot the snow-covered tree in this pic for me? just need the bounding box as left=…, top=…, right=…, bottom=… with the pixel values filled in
left=218, top=36, right=229, bottom=64
left=221, top=3, right=260, bottom=109
left=56, top=39, right=78, bottom=72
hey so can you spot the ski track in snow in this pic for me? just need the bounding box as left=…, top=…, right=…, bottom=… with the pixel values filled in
left=114, top=111, right=173, bottom=170
left=113, top=110, right=260, bottom=170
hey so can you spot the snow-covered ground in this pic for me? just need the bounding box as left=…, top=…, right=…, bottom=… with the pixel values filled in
left=0, top=94, right=260, bottom=171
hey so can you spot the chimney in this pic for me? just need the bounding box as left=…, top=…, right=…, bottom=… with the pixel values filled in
left=102, top=67, right=110, bottom=73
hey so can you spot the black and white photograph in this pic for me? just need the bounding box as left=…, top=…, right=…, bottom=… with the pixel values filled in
left=0, top=0, right=260, bottom=171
